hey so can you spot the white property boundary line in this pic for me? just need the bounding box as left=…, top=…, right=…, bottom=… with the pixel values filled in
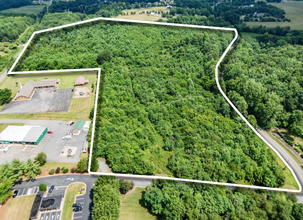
left=8, top=17, right=301, bottom=193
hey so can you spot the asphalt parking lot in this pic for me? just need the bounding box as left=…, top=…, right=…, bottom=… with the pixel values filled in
left=0, top=88, right=73, bottom=114
left=0, top=119, right=88, bottom=164
left=39, top=210, right=61, bottom=220
left=47, top=186, right=66, bottom=197
left=73, top=195, right=86, bottom=219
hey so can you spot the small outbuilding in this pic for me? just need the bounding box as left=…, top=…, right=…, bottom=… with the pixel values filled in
left=83, top=121, right=91, bottom=132
left=72, top=120, right=85, bottom=135
left=74, top=76, right=89, bottom=86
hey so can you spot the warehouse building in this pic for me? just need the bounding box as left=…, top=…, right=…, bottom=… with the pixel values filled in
left=0, top=125, right=47, bottom=145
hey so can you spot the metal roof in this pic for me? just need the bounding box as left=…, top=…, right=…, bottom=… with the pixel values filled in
left=23, top=127, right=47, bottom=142
left=16, top=79, right=57, bottom=99
left=0, top=125, right=47, bottom=143
left=73, top=120, right=85, bottom=130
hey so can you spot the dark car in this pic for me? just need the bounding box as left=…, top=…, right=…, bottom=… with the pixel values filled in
left=13, top=190, right=18, bottom=198
left=70, top=122, right=74, bottom=126
left=72, top=88, right=74, bottom=92
left=73, top=206, right=82, bottom=212
left=49, top=185, right=55, bottom=193
left=73, top=203, right=81, bottom=207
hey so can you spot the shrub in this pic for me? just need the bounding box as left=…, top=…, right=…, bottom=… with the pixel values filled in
left=63, top=168, right=69, bottom=173
left=4, top=48, right=9, bottom=53
left=295, top=147, right=301, bottom=153
left=39, top=184, right=47, bottom=191
left=71, top=167, right=76, bottom=173
left=37, top=168, right=42, bottom=175
left=119, top=179, right=134, bottom=194
left=61, top=167, right=65, bottom=171
left=35, top=152, right=47, bottom=166
left=49, top=169, right=55, bottom=175
left=55, top=167, right=60, bottom=174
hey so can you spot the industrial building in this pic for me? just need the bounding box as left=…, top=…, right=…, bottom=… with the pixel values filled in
left=72, top=120, right=85, bottom=135
left=0, top=125, right=47, bottom=145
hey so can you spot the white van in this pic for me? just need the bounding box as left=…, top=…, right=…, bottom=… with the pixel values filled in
left=3, top=145, right=11, bottom=153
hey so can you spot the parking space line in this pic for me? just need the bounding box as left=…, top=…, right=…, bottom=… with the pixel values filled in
left=76, top=198, right=84, bottom=200
left=73, top=217, right=83, bottom=219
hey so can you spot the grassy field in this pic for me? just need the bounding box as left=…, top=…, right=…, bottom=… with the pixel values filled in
left=0, top=71, right=97, bottom=121
left=117, top=7, right=169, bottom=21
left=245, top=2, right=303, bottom=30
left=119, top=187, right=157, bottom=220
left=0, top=5, right=46, bottom=15
left=0, top=123, right=24, bottom=132
left=0, top=195, right=36, bottom=220
left=61, top=183, right=85, bottom=220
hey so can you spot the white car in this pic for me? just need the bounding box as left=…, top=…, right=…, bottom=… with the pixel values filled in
left=3, top=145, right=11, bottom=153
left=66, top=178, right=74, bottom=181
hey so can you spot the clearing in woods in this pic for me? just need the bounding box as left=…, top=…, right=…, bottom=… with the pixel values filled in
left=117, top=7, right=169, bottom=21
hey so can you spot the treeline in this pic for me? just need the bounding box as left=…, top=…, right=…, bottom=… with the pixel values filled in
left=143, top=179, right=303, bottom=220
left=223, top=39, right=303, bottom=136
left=0, top=0, right=32, bottom=11
left=0, top=16, right=35, bottom=42
left=166, top=15, right=303, bottom=46
left=16, top=20, right=293, bottom=188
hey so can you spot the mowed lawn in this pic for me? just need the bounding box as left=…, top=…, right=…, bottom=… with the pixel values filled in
left=61, top=183, right=85, bottom=220
left=0, top=5, right=46, bottom=15
left=0, top=195, right=36, bottom=220
left=0, top=71, right=97, bottom=121
left=117, top=7, right=169, bottom=21
left=119, top=188, right=157, bottom=220
left=245, top=2, right=303, bottom=30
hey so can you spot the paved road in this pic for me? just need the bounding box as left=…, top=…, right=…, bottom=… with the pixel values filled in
left=257, top=128, right=303, bottom=202
left=0, top=69, right=7, bottom=83
left=12, top=174, right=152, bottom=220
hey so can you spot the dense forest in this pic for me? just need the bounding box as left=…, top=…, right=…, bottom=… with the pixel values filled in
left=0, top=0, right=31, bottom=11
left=14, top=20, right=293, bottom=188
left=143, top=179, right=303, bottom=220
left=223, top=39, right=303, bottom=136
left=0, top=16, right=35, bottom=42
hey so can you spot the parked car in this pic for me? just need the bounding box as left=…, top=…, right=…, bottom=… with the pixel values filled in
left=73, top=206, right=82, bottom=212
left=13, top=190, right=18, bottom=198
left=62, top=135, right=72, bottom=140
left=65, top=132, right=72, bottom=135
left=66, top=178, right=74, bottom=181
left=73, top=203, right=81, bottom=207
left=47, top=131, right=53, bottom=134
left=3, top=145, right=11, bottom=153
left=67, top=121, right=74, bottom=126
left=71, top=88, right=74, bottom=92
left=49, top=185, right=55, bottom=193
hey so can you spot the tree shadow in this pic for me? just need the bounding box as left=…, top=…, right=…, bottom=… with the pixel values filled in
left=88, top=188, right=94, bottom=220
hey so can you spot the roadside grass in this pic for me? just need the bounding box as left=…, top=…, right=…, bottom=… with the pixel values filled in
left=275, top=128, right=303, bottom=146
left=117, top=7, right=168, bottom=21
left=0, top=71, right=96, bottom=121
left=263, top=131, right=300, bottom=190
left=119, top=187, right=157, bottom=220
left=2, top=194, right=35, bottom=220
left=245, top=2, right=303, bottom=30
left=0, top=123, right=24, bottom=132
left=265, top=130, right=303, bottom=169
left=0, top=5, right=46, bottom=15
left=61, top=183, right=85, bottom=220
left=41, top=162, right=77, bottom=174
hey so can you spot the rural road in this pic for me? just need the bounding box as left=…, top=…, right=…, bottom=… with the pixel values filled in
left=257, top=128, right=303, bottom=202
left=0, top=69, right=7, bottom=83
